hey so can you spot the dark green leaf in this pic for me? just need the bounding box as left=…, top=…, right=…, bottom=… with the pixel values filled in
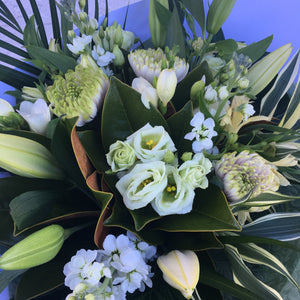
left=16, top=0, right=29, bottom=23
left=215, top=39, right=238, bottom=59
left=94, top=0, right=99, bottom=20
left=49, top=0, right=61, bottom=46
left=23, top=16, right=42, bottom=48
left=183, top=0, right=205, bottom=36
left=0, top=210, right=16, bottom=247
left=151, top=185, right=241, bottom=232
left=29, top=0, right=48, bottom=48
left=78, top=130, right=109, bottom=172
left=0, top=269, right=26, bottom=294
left=0, top=1, right=21, bottom=32
left=167, top=101, right=193, bottom=156
left=58, top=4, right=73, bottom=54
left=101, top=77, right=168, bottom=152
left=172, top=61, right=213, bottom=111
left=0, top=15, right=21, bottom=33
left=154, top=0, right=172, bottom=28
left=237, top=35, right=273, bottom=63
left=0, top=40, right=30, bottom=59
left=26, top=45, right=77, bottom=73
left=0, top=27, right=24, bottom=45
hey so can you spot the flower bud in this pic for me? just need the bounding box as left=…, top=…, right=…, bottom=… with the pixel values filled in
left=163, top=150, right=175, bottom=164
left=114, top=25, right=124, bottom=48
left=68, top=30, right=76, bottom=41
left=181, top=152, right=193, bottom=162
left=0, top=98, right=14, bottom=116
left=218, top=86, right=229, bottom=100
left=79, top=0, right=86, bottom=10
left=112, top=45, right=125, bottom=67
left=156, top=69, right=177, bottom=106
left=85, top=295, right=95, bottom=300
left=157, top=250, right=200, bottom=299
left=190, top=79, right=205, bottom=102
left=237, top=77, right=249, bottom=89
left=22, top=86, right=44, bottom=101
left=204, top=85, right=218, bottom=102
left=79, top=12, right=87, bottom=22
left=0, top=225, right=65, bottom=270
left=89, top=18, right=98, bottom=31
left=49, top=38, right=59, bottom=52
left=0, top=134, right=64, bottom=179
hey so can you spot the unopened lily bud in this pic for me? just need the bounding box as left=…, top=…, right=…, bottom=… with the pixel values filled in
left=157, top=250, right=200, bottom=299
left=181, top=152, right=193, bottom=162
left=112, top=45, right=125, bottom=66
left=163, top=150, right=175, bottom=164
left=0, top=134, right=64, bottom=179
left=156, top=69, right=177, bottom=106
left=0, top=225, right=65, bottom=270
left=49, top=38, right=59, bottom=52
left=79, top=0, right=86, bottom=10
left=237, top=77, right=249, bottom=89
left=190, top=80, right=205, bottom=102
left=114, top=25, right=124, bottom=48
left=79, top=11, right=87, bottom=22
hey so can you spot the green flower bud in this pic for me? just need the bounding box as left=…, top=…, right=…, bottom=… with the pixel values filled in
left=190, top=80, right=205, bottom=102
left=22, top=86, right=44, bottom=101
left=79, top=12, right=88, bottom=22
left=0, top=225, right=64, bottom=270
left=181, top=152, right=193, bottom=162
left=85, top=295, right=95, bottom=300
left=106, top=140, right=136, bottom=172
left=0, top=134, right=64, bottom=179
left=79, top=0, right=86, bottom=10
left=114, top=25, right=124, bottom=48
left=89, top=18, right=99, bottom=31
left=163, top=150, right=175, bottom=164
left=206, top=0, right=236, bottom=35
left=112, top=45, right=125, bottom=67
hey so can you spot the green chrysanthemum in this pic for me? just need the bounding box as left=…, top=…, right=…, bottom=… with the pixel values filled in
left=46, top=59, right=108, bottom=126
left=215, top=151, right=280, bottom=202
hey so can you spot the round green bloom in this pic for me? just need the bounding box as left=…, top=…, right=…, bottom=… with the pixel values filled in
left=106, top=140, right=136, bottom=172
left=46, top=62, right=108, bottom=126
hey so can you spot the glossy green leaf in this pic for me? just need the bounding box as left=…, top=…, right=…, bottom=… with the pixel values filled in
left=78, top=130, right=109, bottom=172
left=26, top=46, right=76, bottom=73
left=151, top=185, right=241, bottom=232
left=172, top=61, right=213, bottom=111
left=165, top=0, right=186, bottom=58
left=225, top=245, right=283, bottom=300
left=154, top=0, right=172, bottom=29
left=0, top=210, right=16, bottom=247
left=198, top=252, right=260, bottom=300
left=183, top=0, right=205, bottom=37
left=236, top=243, right=300, bottom=290
left=167, top=101, right=193, bottom=156
left=241, top=213, right=300, bottom=241
left=101, top=77, right=168, bottom=152
left=237, top=35, right=273, bottom=63
left=260, top=49, right=300, bottom=117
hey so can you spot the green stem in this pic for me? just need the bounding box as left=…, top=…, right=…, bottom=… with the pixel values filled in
left=197, top=33, right=214, bottom=65
left=195, top=287, right=202, bottom=300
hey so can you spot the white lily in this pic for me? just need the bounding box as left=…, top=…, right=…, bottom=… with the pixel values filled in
left=0, top=98, right=14, bottom=116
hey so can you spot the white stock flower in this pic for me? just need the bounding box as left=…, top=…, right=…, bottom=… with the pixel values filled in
left=67, top=34, right=92, bottom=55
left=204, top=85, right=218, bottom=102
left=218, top=86, right=229, bottom=100
left=92, top=45, right=115, bottom=67
left=126, top=123, right=176, bottom=162
left=116, top=161, right=168, bottom=210
left=184, top=112, right=217, bottom=153
left=17, top=99, right=51, bottom=135
left=132, top=77, right=158, bottom=109
left=178, top=153, right=212, bottom=189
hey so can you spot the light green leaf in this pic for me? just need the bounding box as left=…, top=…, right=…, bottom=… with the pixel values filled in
left=225, top=244, right=283, bottom=300
left=246, top=43, right=292, bottom=96
left=260, top=49, right=300, bottom=117
left=236, top=243, right=300, bottom=290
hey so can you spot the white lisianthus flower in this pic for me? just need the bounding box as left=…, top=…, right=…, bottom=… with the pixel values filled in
left=17, top=99, right=51, bottom=135
left=126, top=123, right=176, bottom=162
left=152, top=165, right=195, bottom=216
left=184, top=112, right=217, bottom=154
left=132, top=77, right=158, bottom=109
left=92, top=45, right=115, bottom=67
left=106, top=140, right=136, bottom=172
left=116, top=161, right=167, bottom=210
left=178, top=153, right=212, bottom=189
left=0, top=98, right=14, bottom=116
left=156, top=69, right=177, bottom=106
left=67, top=34, right=92, bottom=55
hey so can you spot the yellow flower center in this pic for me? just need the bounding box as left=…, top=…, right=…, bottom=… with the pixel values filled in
left=145, top=139, right=157, bottom=149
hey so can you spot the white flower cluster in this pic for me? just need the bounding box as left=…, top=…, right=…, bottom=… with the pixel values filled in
left=64, top=231, right=156, bottom=300
left=106, top=123, right=212, bottom=216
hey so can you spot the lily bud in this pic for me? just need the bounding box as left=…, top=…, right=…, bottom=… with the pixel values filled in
left=0, top=134, right=64, bottom=179
left=157, top=250, right=200, bottom=299
left=206, top=0, right=236, bottom=35
left=190, top=79, right=205, bottom=102
left=112, top=45, right=125, bottom=67
left=156, top=69, right=177, bottom=106
left=0, top=225, right=65, bottom=270
left=0, top=98, right=14, bottom=116
left=114, top=25, right=124, bottom=48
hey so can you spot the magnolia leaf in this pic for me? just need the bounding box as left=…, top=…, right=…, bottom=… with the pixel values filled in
left=236, top=243, right=300, bottom=290
left=225, top=244, right=283, bottom=300
left=260, top=49, right=300, bottom=117
left=237, top=35, right=273, bottom=63
left=241, top=213, right=300, bottom=241
left=246, top=43, right=292, bottom=96
left=101, top=77, right=168, bottom=152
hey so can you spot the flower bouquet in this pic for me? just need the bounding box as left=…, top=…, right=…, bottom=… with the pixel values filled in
left=0, top=0, right=300, bottom=299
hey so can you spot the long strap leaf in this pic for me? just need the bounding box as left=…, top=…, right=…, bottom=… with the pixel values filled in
left=0, top=27, right=24, bottom=45
left=0, top=15, right=22, bottom=33
left=16, top=0, right=29, bottom=24
left=0, top=41, right=30, bottom=59
left=0, top=0, right=22, bottom=32
left=94, top=0, right=99, bottom=20
left=49, top=0, right=61, bottom=46
left=58, top=5, right=73, bottom=54
left=29, top=0, right=48, bottom=48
